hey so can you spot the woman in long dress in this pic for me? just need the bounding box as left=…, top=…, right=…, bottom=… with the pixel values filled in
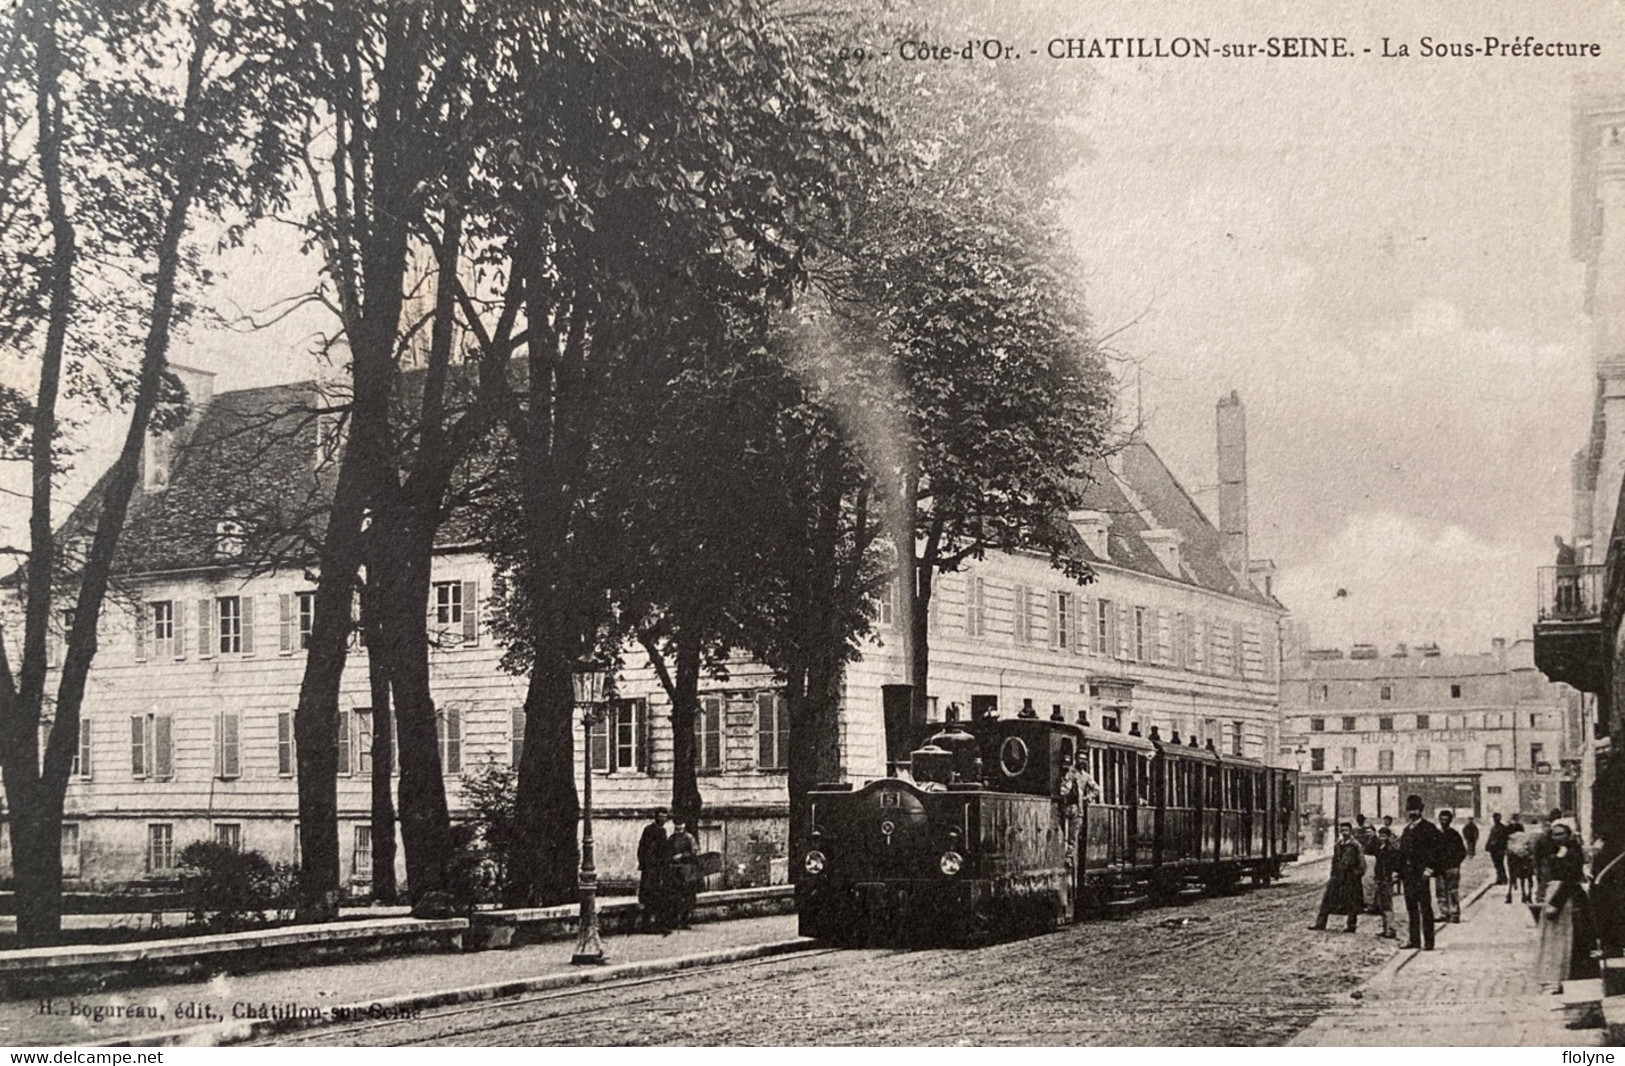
left=1535, top=820, right=1599, bottom=991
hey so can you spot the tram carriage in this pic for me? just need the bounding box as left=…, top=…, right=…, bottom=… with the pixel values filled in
left=797, top=708, right=1301, bottom=945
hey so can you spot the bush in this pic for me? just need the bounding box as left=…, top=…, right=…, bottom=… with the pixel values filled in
left=176, top=842, right=294, bottom=931
left=459, top=760, right=520, bottom=902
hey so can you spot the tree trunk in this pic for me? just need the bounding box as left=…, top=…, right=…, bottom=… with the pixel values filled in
left=374, top=519, right=451, bottom=901
left=669, top=634, right=704, bottom=826
left=509, top=661, right=580, bottom=906
left=363, top=588, right=398, bottom=904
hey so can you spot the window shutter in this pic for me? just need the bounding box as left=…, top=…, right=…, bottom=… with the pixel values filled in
left=172, top=601, right=185, bottom=659
left=131, top=716, right=146, bottom=776
left=154, top=715, right=173, bottom=778
left=134, top=604, right=147, bottom=662
left=197, top=598, right=213, bottom=658
left=356, top=711, right=372, bottom=775
left=78, top=718, right=92, bottom=778
left=278, top=711, right=294, bottom=776
left=1047, top=591, right=1059, bottom=649
left=776, top=696, right=791, bottom=769
left=336, top=710, right=351, bottom=775
left=240, top=595, right=255, bottom=656
left=757, top=691, right=774, bottom=768
left=222, top=713, right=240, bottom=778
left=1117, top=603, right=1130, bottom=659
left=511, top=707, right=525, bottom=766
left=635, top=700, right=651, bottom=772
left=278, top=593, right=293, bottom=654
left=589, top=715, right=609, bottom=772
left=446, top=707, right=461, bottom=773
left=462, top=580, right=479, bottom=646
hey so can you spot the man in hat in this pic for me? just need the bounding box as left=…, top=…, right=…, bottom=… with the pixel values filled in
left=1435, top=809, right=1468, bottom=922
left=1398, top=794, right=1442, bottom=950
left=637, top=807, right=673, bottom=933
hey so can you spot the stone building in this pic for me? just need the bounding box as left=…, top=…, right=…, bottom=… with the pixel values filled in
left=1530, top=77, right=1625, bottom=835
left=4, top=373, right=1286, bottom=893
left=1284, top=640, right=1585, bottom=827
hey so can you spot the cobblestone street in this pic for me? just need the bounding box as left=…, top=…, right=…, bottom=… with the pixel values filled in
left=278, top=858, right=1402, bottom=1046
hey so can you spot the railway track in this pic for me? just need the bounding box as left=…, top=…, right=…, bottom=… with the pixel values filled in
left=262, top=945, right=871, bottom=1047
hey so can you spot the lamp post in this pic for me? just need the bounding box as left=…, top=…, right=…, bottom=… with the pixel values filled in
left=1332, top=767, right=1344, bottom=824
left=572, top=661, right=609, bottom=966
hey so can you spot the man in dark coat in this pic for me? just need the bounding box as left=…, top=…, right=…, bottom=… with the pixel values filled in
left=1398, top=794, right=1442, bottom=950
left=1462, top=816, right=1479, bottom=858
left=1435, top=809, right=1468, bottom=922
left=1485, top=812, right=1510, bottom=884
left=1310, top=823, right=1366, bottom=932
left=637, top=808, right=673, bottom=933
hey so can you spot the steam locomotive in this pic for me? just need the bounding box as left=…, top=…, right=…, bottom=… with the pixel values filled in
left=796, top=700, right=1301, bottom=946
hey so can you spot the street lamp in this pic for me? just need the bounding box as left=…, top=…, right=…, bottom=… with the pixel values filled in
left=1332, top=767, right=1344, bottom=824
left=571, top=660, right=609, bottom=966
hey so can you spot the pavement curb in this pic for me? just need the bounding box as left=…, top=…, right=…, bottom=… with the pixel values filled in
left=96, top=936, right=820, bottom=1048
left=1374, top=873, right=1498, bottom=984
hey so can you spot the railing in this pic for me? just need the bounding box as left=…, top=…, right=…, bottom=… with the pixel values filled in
left=1536, top=564, right=1605, bottom=623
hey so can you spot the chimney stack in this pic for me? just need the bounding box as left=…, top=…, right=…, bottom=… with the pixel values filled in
left=1216, top=391, right=1249, bottom=581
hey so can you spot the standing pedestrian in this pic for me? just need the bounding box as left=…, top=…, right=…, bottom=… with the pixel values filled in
left=1535, top=819, right=1599, bottom=991
left=1486, top=812, right=1510, bottom=885
left=1373, top=826, right=1400, bottom=939
left=1310, top=823, right=1366, bottom=932
left=637, top=808, right=673, bottom=933
left=1355, top=814, right=1378, bottom=912
left=1534, top=808, right=1564, bottom=907
left=1398, top=794, right=1442, bottom=950
left=1435, top=809, right=1467, bottom=923
left=1507, top=820, right=1535, bottom=905
left=669, top=818, right=701, bottom=930
left=1462, top=815, right=1479, bottom=858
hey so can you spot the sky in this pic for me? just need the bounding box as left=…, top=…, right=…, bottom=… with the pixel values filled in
left=6, top=0, right=1624, bottom=659
left=1047, top=0, right=1625, bottom=654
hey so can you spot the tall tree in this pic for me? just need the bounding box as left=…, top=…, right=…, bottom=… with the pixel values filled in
left=475, top=0, right=876, bottom=906
left=264, top=0, right=481, bottom=912
left=0, top=0, right=296, bottom=944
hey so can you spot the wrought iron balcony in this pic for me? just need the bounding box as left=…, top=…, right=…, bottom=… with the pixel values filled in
left=1534, top=564, right=1606, bottom=694
left=1537, top=564, right=1605, bottom=622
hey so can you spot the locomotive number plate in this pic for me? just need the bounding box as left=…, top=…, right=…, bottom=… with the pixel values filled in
left=880, top=791, right=900, bottom=808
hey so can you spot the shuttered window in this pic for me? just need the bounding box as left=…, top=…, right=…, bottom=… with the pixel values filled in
left=216, top=712, right=241, bottom=779
left=757, top=692, right=790, bottom=770
left=437, top=708, right=462, bottom=774
left=72, top=718, right=91, bottom=778
left=130, top=714, right=172, bottom=779
left=590, top=700, right=649, bottom=773
left=696, top=696, right=723, bottom=772
left=512, top=707, right=525, bottom=766
left=278, top=711, right=296, bottom=776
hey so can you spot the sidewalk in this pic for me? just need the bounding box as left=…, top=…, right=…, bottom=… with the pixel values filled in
left=5, top=912, right=801, bottom=1046
left=1291, top=861, right=1606, bottom=1046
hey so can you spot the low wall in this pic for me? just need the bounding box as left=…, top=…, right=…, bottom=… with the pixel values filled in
left=468, top=885, right=796, bottom=949
left=0, top=918, right=467, bottom=1000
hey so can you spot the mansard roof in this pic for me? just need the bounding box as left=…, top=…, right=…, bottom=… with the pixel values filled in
left=73, top=380, right=334, bottom=577
left=1071, top=440, right=1279, bottom=609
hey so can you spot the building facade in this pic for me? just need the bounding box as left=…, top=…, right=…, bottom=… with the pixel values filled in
left=1284, top=640, right=1585, bottom=830
left=5, top=375, right=1286, bottom=893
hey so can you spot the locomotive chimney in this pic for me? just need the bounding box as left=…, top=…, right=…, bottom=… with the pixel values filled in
left=881, top=684, right=914, bottom=777
left=1216, top=390, right=1249, bottom=582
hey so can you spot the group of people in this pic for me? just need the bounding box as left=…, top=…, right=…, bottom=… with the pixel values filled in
left=636, top=808, right=704, bottom=935
left=1311, top=796, right=1469, bottom=948
left=1315, top=800, right=1606, bottom=991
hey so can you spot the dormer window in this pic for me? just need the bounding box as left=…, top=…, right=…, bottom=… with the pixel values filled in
left=1070, top=510, right=1110, bottom=557
left=1141, top=528, right=1184, bottom=575
left=215, top=520, right=244, bottom=560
